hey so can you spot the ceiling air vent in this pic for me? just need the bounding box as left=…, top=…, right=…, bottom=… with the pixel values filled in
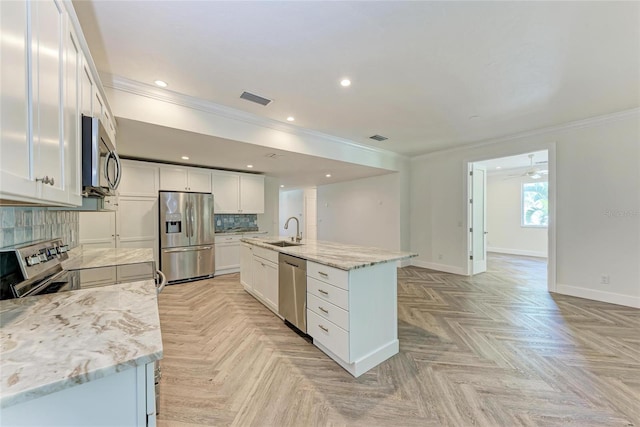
left=240, top=91, right=272, bottom=106
left=369, top=134, right=389, bottom=142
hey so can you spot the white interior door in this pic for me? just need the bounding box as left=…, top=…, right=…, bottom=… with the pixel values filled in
left=470, top=164, right=487, bottom=274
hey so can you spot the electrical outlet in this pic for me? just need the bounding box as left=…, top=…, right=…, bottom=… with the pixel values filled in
left=600, top=275, right=610, bottom=285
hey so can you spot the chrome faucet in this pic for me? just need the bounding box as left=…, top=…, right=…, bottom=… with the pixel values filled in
left=284, top=216, right=302, bottom=242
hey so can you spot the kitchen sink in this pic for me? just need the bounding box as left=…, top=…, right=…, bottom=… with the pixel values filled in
left=266, top=240, right=302, bottom=247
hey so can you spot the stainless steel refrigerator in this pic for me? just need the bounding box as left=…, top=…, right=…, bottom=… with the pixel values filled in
left=159, top=191, right=215, bottom=283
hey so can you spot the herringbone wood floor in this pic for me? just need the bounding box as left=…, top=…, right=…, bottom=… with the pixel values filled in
left=156, top=254, right=640, bottom=426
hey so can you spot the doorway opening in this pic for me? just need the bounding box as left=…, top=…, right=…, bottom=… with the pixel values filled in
left=466, top=149, right=554, bottom=292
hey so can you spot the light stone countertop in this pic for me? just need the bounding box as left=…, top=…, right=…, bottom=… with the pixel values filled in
left=241, top=236, right=417, bottom=270
left=62, top=247, right=155, bottom=270
left=0, top=280, right=163, bottom=408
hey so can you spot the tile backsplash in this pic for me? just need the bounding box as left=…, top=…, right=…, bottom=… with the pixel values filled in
left=214, top=214, right=258, bottom=232
left=0, top=207, right=79, bottom=248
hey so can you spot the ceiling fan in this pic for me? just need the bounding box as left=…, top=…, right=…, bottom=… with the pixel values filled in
left=507, top=154, right=549, bottom=180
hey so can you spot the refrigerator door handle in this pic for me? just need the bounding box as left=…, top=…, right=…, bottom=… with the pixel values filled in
left=186, top=200, right=192, bottom=238
left=163, top=246, right=213, bottom=253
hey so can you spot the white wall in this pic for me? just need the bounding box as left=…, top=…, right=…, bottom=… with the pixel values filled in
left=278, top=189, right=304, bottom=238
left=410, top=110, right=640, bottom=307
left=257, top=176, right=279, bottom=235
left=317, top=173, right=401, bottom=251
left=486, top=175, right=548, bottom=257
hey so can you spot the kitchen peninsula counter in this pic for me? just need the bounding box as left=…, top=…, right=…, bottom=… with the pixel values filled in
left=240, top=236, right=416, bottom=270
left=240, top=237, right=416, bottom=377
left=0, top=280, right=162, bottom=409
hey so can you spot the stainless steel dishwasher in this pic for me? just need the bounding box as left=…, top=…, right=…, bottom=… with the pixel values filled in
left=279, top=253, right=307, bottom=333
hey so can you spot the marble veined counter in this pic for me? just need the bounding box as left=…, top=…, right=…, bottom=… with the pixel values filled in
left=240, top=236, right=417, bottom=270
left=62, top=247, right=155, bottom=270
left=0, top=280, right=163, bottom=408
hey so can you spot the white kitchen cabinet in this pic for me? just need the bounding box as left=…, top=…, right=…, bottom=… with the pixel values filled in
left=212, top=172, right=264, bottom=213
left=116, top=197, right=159, bottom=266
left=64, top=23, right=82, bottom=206
left=241, top=244, right=278, bottom=314
left=212, top=172, right=240, bottom=212
left=306, top=260, right=399, bottom=377
left=252, top=256, right=278, bottom=313
left=240, top=243, right=254, bottom=288
left=32, top=0, right=67, bottom=204
left=160, top=166, right=211, bottom=193
left=0, top=0, right=112, bottom=207
left=1, top=362, right=156, bottom=426
left=79, top=211, right=116, bottom=249
left=0, top=0, right=36, bottom=201
left=119, top=160, right=159, bottom=197
left=79, top=197, right=159, bottom=265
left=215, top=235, right=241, bottom=275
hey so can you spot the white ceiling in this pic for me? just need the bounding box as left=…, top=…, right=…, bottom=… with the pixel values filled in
left=74, top=1, right=639, bottom=158
left=115, top=118, right=392, bottom=189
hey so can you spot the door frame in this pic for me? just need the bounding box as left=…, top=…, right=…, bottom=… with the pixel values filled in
left=463, top=144, right=557, bottom=293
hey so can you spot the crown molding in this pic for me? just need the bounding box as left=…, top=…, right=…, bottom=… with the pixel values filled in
left=100, top=73, right=407, bottom=161
left=411, top=107, right=640, bottom=161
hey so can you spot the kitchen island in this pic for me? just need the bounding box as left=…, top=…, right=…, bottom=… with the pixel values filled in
left=240, top=236, right=416, bottom=377
left=0, top=279, right=162, bottom=425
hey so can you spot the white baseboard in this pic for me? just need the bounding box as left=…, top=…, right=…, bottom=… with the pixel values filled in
left=410, top=259, right=468, bottom=276
left=555, top=283, right=640, bottom=308
left=314, top=339, right=399, bottom=378
left=487, top=247, right=547, bottom=258
left=397, top=259, right=412, bottom=268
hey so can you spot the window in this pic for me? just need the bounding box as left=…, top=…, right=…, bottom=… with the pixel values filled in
left=522, top=182, right=548, bottom=227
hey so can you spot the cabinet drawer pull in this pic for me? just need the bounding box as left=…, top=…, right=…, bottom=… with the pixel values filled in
left=318, top=289, right=329, bottom=295
left=318, top=306, right=329, bottom=314
left=318, top=271, right=328, bottom=278
left=319, top=325, right=329, bottom=332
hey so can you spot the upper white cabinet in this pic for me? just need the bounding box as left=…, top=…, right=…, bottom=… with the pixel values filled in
left=212, top=172, right=264, bottom=213
left=119, top=160, right=159, bottom=197
left=160, top=166, right=211, bottom=193
left=0, top=1, right=36, bottom=201
left=0, top=0, right=115, bottom=207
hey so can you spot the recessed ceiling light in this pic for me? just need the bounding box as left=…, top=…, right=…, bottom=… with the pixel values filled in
left=496, top=166, right=501, bottom=169
left=247, top=164, right=253, bottom=168
left=340, top=79, right=351, bottom=87
left=286, top=116, right=295, bottom=122
left=154, top=80, right=168, bottom=88
left=325, top=174, right=332, bottom=178
left=280, top=185, right=285, bottom=188
left=181, top=156, right=189, bottom=160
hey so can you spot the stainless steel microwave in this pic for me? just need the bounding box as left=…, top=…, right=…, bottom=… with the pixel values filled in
left=81, top=115, right=121, bottom=197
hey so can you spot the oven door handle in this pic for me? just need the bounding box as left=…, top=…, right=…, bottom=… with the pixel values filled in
left=156, top=270, right=167, bottom=294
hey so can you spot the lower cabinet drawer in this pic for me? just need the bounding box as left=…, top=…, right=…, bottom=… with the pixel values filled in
left=307, top=309, right=349, bottom=362
left=308, top=293, right=349, bottom=331
left=307, top=277, right=349, bottom=310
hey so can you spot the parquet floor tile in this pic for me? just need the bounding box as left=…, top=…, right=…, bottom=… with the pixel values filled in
left=157, top=254, right=639, bottom=426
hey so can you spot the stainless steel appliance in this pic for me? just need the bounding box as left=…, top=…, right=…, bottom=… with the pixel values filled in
left=0, top=239, right=166, bottom=299
left=159, top=191, right=215, bottom=283
left=82, top=115, right=121, bottom=197
left=279, top=253, right=307, bottom=333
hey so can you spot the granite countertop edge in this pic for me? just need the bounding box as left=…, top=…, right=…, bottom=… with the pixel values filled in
left=241, top=237, right=417, bottom=271
left=0, top=280, right=163, bottom=409
left=1, top=349, right=163, bottom=409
